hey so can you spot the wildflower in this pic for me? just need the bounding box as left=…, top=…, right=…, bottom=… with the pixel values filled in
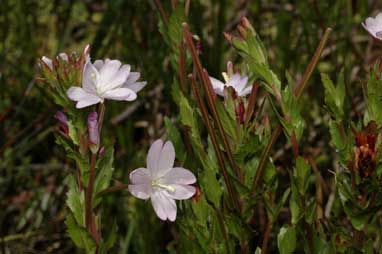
left=209, top=61, right=251, bottom=97
left=87, top=112, right=99, bottom=154
left=67, top=59, right=146, bottom=108
left=128, top=139, right=196, bottom=221
left=54, top=111, right=69, bottom=138
left=362, top=13, right=382, bottom=40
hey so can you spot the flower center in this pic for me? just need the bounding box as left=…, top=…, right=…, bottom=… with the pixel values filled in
left=151, top=180, right=176, bottom=193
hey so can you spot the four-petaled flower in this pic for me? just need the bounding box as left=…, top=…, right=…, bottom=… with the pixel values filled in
left=362, top=12, right=382, bottom=40
left=209, top=61, right=251, bottom=97
left=128, top=139, right=196, bottom=221
left=67, top=59, right=146, bottom=108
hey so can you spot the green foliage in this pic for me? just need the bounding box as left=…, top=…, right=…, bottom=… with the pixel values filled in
left=321, top=72, right=345, bottom=120
left=277, top=226, right=297, bottom=254
left=364, top=66, right=382, bottom=126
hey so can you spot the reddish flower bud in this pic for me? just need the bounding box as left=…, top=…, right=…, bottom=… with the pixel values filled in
left=87, top=112, right=99, bottom=154
left=98, top=146, right=105, bottom=156
left=54, top=111, right=69, bottom=138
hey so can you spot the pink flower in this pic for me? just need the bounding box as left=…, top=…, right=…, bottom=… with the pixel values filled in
left=128, top=139, right=196, bottom=221
left=67, top=59, right=146, bottom=108
left=362, top=13, right=382, bottom=40
left=209, top=61, right=252, bottom=97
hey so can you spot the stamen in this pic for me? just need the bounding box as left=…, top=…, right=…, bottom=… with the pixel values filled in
left=91, top=72, right=97, bottom=81
left=151, top=181, right=176, bottom=193
left=222, top=72, right=229, bottom=83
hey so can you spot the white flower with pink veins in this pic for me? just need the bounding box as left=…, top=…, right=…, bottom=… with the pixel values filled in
left=363, top=12, right=382, bottom=40
left=67, top=59, right=146, bottom=108
left=128, top=139, right=197, bottom=221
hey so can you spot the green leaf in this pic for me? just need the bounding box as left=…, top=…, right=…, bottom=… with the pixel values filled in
left=65, top=212, right=96, bottom=253
left=277, top=226, right=296, bottom=254
left=165, top=117, right=187, bottom=162
left=67, top=120, right=80, bottom=145
left=295, top=156, right=311, bottom=195
left=364, top=65, right=382, bottom=126
left=66, top=175, right=85, bottom=226
left=290, top=181, right=302, bottom=225
left=321, top=72, right=345, bottom=120
left=216, top=100, right=237, bottom=140
left=94, top=147, right=114, bottom=207
left=100, top=221, right=117, bottom=253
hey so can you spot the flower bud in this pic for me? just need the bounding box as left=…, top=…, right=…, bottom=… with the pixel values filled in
left=41, top=56, right=53, bottom=70
left=98, top=146, right=105, bottom=156
left=87, top=112, right=100, bottom=154
left=54, top=111, right=69, bottom=138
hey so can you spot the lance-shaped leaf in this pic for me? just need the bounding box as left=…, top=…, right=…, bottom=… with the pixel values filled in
left=321, top=72, right=345, bottom=120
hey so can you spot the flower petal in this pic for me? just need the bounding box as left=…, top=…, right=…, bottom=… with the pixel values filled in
left=124, top=81, right=147, bottom=93
left=210, top=77, right=225, bottom=96
left=129, top=167, right=151, bottom=184
left=93, top=60, right=105, bottom=70
left=160, top=167, right=196, bottom=185
left=98, top=60, right=122, bottom=86
left=104, top=64, right=131, bottom=91
left=101, top=88, right=137, bottom=101
left=167, top=184, right=196, bottom=200
left=156, top=141, right=175, bottom=178
left=128, top=184, right=152, bottom=200
left=125, top=72, right=140, bottom=84
left=235, top=76, right=248, bottom=93
left=151, top=191, right=177, bottom=221
left=147, top=139, right=164, bottom=174
left=67, top=87, right=102, bottom=108
left=82, top=61, right=98, bottom=94
left=238, top=85, right=252, bottom=97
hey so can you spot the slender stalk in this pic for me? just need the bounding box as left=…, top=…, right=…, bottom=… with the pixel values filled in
left=252, top=28, right=332, bottom=195
left=216, top=209, right=232, bottom=254
left=293, top=28, right=332, bottom=98
left=178, top=40, right=187, bottom=94
left=189, top=75, right=240, bottom=211
left=291, top=131, right=299, bottom=159
left=261, top=221, right=273, bottom=254
left=244, top=81, right=260, bottom=127
left=183, top=23, right=244, bottom=181
left=153, top=0, right=168, bottom=25
left=85, top=103, right=106, bottom=250
left=252, top=125, right=282, bottom=193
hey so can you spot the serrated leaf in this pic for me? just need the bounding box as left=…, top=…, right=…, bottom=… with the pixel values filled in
left=66, top=175, right=85, bottom=226
left=65, top=212, right=96, bottom=253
